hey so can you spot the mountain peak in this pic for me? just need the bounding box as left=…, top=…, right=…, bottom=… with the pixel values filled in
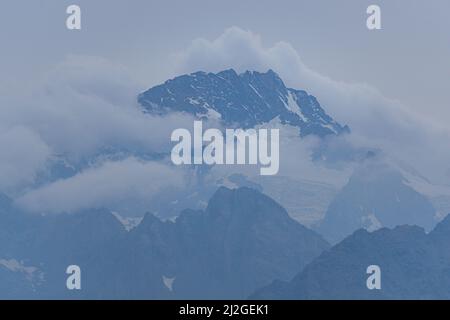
left=138, top=69, right=348, bottom=137
left=205, top=186, right=290, bottom=222
left=240, top=68, right=281, bottom=79
left=137, top=211, right=167, bottom=231
left=217, top=68, right=239, bottom=78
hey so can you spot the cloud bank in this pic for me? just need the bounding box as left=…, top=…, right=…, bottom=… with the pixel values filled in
left=173, top=27, right=450, bottom=183
left=3, top=26, right=450, bottom=216
left=0, top=55, right=194, bottom=195
left=17, top=158, right=184, bottom=215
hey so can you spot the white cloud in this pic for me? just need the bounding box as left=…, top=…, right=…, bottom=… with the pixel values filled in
left=3, top=27, right=450, bottom=216
left=0, top=55, right=194, bottom=193
left=173, top=27, right=450, bottom=183
left=0, top=126, right=50, bottom=191
left=17, top=55, right=194, bottom=158
left=16, top=158, right=184, bottom=214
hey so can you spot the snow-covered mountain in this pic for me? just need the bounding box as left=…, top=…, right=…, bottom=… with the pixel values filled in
left=138, top=69, right=349, bottom=137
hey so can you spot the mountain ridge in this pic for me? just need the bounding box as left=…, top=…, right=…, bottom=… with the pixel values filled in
left=0, top=186, right=329, bottom=299
left=252, top=213, right=450, bottom=300
left=138, top=69, right=349, bottom=137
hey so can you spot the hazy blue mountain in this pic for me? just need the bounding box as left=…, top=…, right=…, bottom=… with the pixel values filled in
left=0, top=187, right=329, bottom=299
left=0, top=196, right=49, bottom=261
left=0, top=260, right=42, bottom=299
left=0, top=208, right=127, bottom=299
left=317, top=163, right=436, bottom=243
left=138, top=69, right=349, bottom=137
left=0, top=193, right=12, bottom=213
left=117, top=187, right=329, bottom=299
left=252, top=214, right=450, bottom=300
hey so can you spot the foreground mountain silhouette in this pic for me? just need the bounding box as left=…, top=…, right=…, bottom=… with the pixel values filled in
left=252, top=213, right=450, bottom=300
left=0, top=187, right=328, bottom=299
left=138, top=69, right=349, bottom=137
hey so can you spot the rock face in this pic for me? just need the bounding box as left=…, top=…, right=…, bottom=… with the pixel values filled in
left=0, top=187, right=329, bottom=299
left=138, top=69, right=349, bottom=137
left=318, top=163, right=436, bottom=244
left=252, top=214, right=450, bottom=300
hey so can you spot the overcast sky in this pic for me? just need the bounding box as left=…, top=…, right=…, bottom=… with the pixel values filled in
left=0, top=0, right=449, bottom=124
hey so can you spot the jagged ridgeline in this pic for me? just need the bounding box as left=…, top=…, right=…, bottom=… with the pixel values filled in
left=0, top=188, right=328, bottom=299
left=252, top=214, right=450, bottom=300
left=138, top=69, right=349, bottom=137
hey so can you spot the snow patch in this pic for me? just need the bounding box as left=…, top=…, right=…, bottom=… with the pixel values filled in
left=249, top=84, right=263, bottom=98
left=361, top=214, right=382, bottom=232
left=286, top=91, right=308, bottom=122
left=0, top=259, right=44, bottom=284
left=207, top=108, right=222, bottom=120
left=163, top=276, right=176, bottom=292
left=112, top=212, right=143, bottom=231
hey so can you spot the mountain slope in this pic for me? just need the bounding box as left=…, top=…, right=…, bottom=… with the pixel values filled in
left=317, top=163, right=436, bottom=243
left=0, top=187, right=329, bottom=299
left=253, top=214, right=450, bottom=300
left=122, top=186, right=330, bottom=299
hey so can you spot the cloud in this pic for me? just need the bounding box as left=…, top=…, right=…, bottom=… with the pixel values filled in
left=0, top=126, right=51, bottom=191
left=204, top=119, right=350, bottom=186
left=0, top=55, right=194, bottom=193
left=3, top=27, right=450, bottom=216
left=173, top=27, right=450, bottom=183
left=173, top=27, right=401, bottom=134
left=21, top=55, right=194, bottom=157
left=16, top=158, right=184, bottom=214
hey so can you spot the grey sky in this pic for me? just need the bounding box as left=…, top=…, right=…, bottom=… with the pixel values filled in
left=0, top=0, right=449, bottom=124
